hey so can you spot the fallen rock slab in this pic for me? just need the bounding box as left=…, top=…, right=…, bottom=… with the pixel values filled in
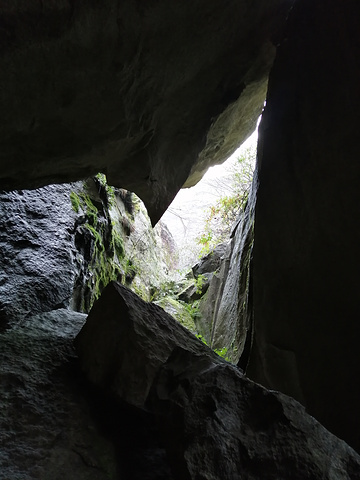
left=75, top=282, right=360, bottom=479
left=151, top=347, right=360, bottom=480
left=75, top=281, right=223, bottom=408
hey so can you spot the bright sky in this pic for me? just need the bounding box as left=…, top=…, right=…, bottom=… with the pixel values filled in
left=161, top=129, right=258, bottom=270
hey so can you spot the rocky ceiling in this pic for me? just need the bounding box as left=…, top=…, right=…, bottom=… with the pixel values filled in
left=0, top=0, right=292, bottom=223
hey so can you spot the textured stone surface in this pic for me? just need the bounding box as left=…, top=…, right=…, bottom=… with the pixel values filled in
left=75, top=282, right=222, bottom=408
left=247, top=0, right=360, bottom=452
left=0, top=179, right=174, bottom=328
left=1, top=0, right=360, bottom=475
left=196, top=190, right=255, bottom=362
left=192, top=242, right=227, bottom=278
left=0, top=309, right=118, bottom=480
left=122, top=194, right=176, bottom=301
left=211, top=187, right=255, bottom=363
left=152, top=349, right=360, bottom=480
left=0, top=0, right=292, bottom=222
left=0, top=184, right=79, bottom=324
left=0, top=308, right=175, bottom=479
left=75, top=283, right=360, bottom=479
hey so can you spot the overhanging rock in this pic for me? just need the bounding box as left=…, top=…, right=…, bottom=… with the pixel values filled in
left=0, top=0, right=293, bottom=223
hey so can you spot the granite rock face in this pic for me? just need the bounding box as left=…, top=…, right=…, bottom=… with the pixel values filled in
left=0, top=0, right=292, bottom=222
left=0, top=184, right=79, bottom=325
left=246, top=0, right=360, bottom=452
left=75, top=282, right=360, bottom=480
left=1, top=0, right=360, bottom=476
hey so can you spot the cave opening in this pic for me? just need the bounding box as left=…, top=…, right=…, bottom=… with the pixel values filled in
left=0, top=126, right=258, bottom=358
left=1, top=0, right=360, bottom=477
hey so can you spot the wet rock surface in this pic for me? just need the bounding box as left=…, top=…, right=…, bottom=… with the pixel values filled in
left=76, top=282, right=360, bottom=479
left=0, top=185, right=79, bottom=325
left=0, top=179, right=174, bottom=327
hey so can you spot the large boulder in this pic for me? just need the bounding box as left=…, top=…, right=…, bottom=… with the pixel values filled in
left=0, top=0, right=293, bottom=222
left=192, top=242, right=227, bottom=278
left=75, top=282, right=221, bottom=408
left=0, top=307, right=176, bottom=479
left=151, top=348, right=360, bottom=480
left=75, top=282, right=360, bottom=479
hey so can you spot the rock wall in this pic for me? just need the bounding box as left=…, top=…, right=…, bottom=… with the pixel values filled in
left=0, top=184, right=79, bottom=324
left=0, top=178, right=173, bottom=328
left=0, top=309, right=119, bottom=479
left=196, top=182, right=256, bottom=364
left=246, top=0, right=360, bottom=452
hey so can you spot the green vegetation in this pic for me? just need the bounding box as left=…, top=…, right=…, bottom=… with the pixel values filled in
left=81, top=193, right=99, bottom=226
left=197, top=147, right=255, bottom=256
left=155, top=296, right=197, bottom=333
left=112, top=233, right=125, bottom=259
left=152, top=278, right=232, bottom=361
left=70, top=178, right=139, bottom=312
left=70, top=191, right=81, bottom=213
left=82, top=223, right=125, bottom=308
left=196, top=334, right=231, bottom=361
left=150, top=279, right=180, bottom=302
left=214, top=346, right=230, bottom=361
left=95, top=173, right=116, bottom=207
left=70, top=189, right=99, bottom=225
left=194, top=274, right=206, bottom=295
left=182, top=298, right=200, bottom=322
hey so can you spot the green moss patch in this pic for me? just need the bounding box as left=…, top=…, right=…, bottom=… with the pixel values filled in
left=155, top=296, right=197, bottom=333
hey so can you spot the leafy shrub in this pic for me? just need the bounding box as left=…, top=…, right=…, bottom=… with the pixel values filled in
left=197, top=147, right=255, bottom=255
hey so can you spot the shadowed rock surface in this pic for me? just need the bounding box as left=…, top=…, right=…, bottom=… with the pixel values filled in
left=75, top=282, right=360, bottom=480
left=0, top=309, right=118, bottom=480
left=245, top=0, right=360, bottom=452
left=0, top=307, right=176, bottom=479
left=0, top=0, right=292, bottom=222
left=75, top=282, right=223, bottom=408
left=196, top=191, right=255, bottom=363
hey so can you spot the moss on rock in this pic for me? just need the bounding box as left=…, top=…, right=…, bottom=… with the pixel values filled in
left=154, top=296, right=197, bottom=333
